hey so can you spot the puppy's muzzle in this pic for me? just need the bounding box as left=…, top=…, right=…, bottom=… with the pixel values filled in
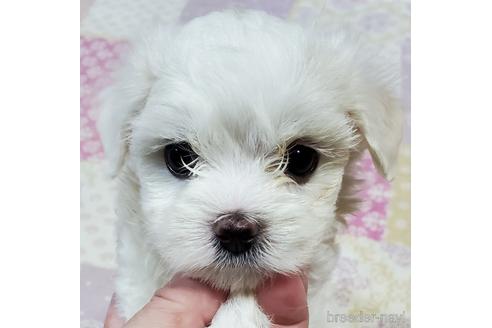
left=212, top=213, right=259, bottom=255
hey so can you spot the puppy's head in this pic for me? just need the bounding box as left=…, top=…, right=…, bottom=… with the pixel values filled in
left=99, top=11, right=402, bottom=289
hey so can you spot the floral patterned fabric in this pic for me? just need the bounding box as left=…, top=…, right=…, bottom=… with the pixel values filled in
left=81, top=0, right=410, bottom=326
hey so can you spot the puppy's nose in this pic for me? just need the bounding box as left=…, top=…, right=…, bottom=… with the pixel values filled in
left=212, top=213, right=259, bottom=255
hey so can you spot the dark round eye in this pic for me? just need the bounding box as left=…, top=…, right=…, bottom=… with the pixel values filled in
left=285, top=144, right=319, bottom=182
left=164, top=142, right=198, bottom=179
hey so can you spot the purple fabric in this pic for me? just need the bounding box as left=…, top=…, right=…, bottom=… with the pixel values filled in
left=80, top=264, right=115, bottom=323
left=180, top=0, right=295, bottom=22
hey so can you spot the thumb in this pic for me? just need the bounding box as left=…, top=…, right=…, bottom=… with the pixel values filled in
left=256, top=274, right=309, bottom=328
left=124, top=276, right=227, bottom=328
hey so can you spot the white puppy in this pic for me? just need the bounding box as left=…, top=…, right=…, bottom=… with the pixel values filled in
left=98, top=10, right=402, bottom=327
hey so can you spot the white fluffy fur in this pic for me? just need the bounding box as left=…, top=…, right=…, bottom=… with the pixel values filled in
left=98, top=10, right=402, bottom=327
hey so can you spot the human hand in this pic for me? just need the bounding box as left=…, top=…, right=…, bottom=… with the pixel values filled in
left=104, top=274, right=308, bottom=328
left=256, top=274, right=309, bottom=328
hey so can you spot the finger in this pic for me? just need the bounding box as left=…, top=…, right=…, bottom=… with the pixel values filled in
left=125, top=276, right=227, bottom=328
left=256, top=274, right=309, bottom=328
left=104, top=294, right=125, bottom=328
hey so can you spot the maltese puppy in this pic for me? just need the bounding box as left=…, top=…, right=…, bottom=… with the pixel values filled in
left=99, top=10, right=402, bottom=328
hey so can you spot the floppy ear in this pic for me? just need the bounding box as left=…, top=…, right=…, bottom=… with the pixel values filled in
left=97, top=42, right=157, bottom=177
left=348, top=75, right=403, bottom=180
left=311, top=28, right=403, bottom=180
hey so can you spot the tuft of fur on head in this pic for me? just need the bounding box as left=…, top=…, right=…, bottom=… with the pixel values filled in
left=98, top=10, right=402, bottom=295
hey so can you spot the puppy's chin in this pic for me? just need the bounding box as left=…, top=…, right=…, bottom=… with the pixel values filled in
left=183, top=249, right=302, bottom=292
left=186, top=265, right=288, bottom=292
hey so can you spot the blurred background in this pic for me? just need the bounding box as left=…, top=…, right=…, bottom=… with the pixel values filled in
left=81, top=1, right=410, bottom=327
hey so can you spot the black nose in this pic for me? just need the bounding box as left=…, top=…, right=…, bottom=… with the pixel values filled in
left=212, top=213, right=259, bottom=255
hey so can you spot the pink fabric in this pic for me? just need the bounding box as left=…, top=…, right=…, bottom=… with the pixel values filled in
left=80, top=37, right=128, bottom=161
left=346, top=152, right=390, bottom=240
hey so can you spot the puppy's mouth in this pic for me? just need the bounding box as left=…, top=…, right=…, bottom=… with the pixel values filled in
left=189, top=238, right=271, bottom=291
left=211, top=237, right=269, bottom=269
left=211, top=213, right=268, bottom=270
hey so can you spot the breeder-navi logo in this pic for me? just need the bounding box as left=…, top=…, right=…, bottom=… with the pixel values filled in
left=327, top=310, right=408, bottom=327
